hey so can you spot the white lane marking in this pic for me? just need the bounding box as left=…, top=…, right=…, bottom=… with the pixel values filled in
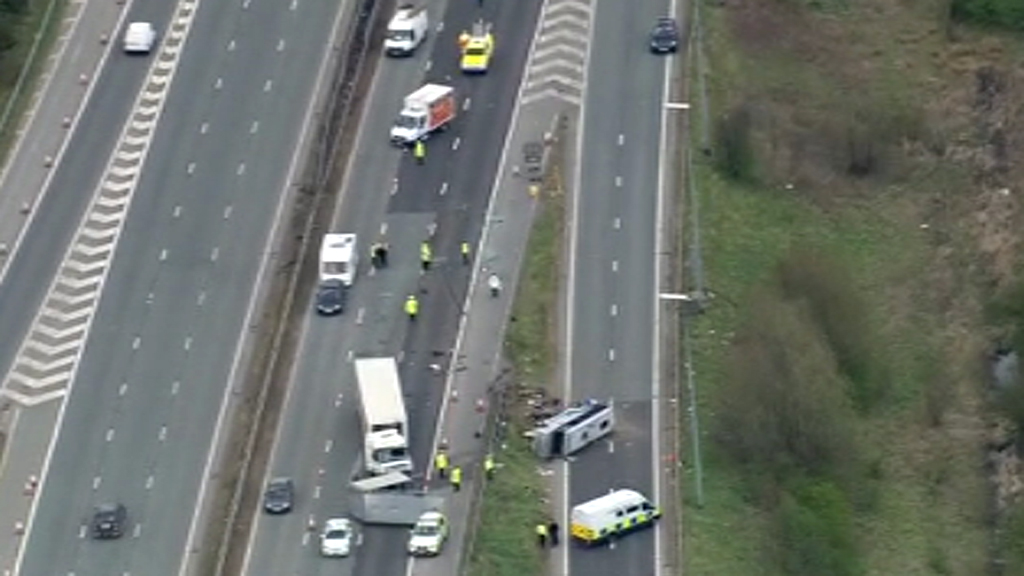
left=119, top=382, right=128, bottom=396
left=200, top=122, right=209, bottom=134
left=390, top=179, right=399, bottom=196
left=613, top=217, right=621, bottom=229
left=223, top=205, right=233, bottom=219
left=146, top=292, right=154, bottom=304
left=236, top=163, right=246, bottom=176
left=277, top=39, right=285, bottom=51
left=210, top=247, right=220, bottom=261
left=173, top=205, right=182, bottom=218
left=146, top=475, right=155, bottom=489
left=615, top=175, right=622, bottom=187
left=612, top=260, right=618, bottom=272
left=463, top=98, right=472, bottom=111
left=187, top=1, right=352, bottom=572
left=132, top=337, right=141, bottom=350
left=301, top=532, right=310, bottom=547
left=78, top=525, right=86, bottom=539
left=346, top=349, right=354, bottom=362
left=197, top=291, right=206, bottom=306
left=618, top=133, right=624, bottom=145
left=184, top=337, right=192, bottom=351
left=608, top=440, right=615, bottom=453
left=263, top=79, right=273, bottom=92
left=324, top=440, right=332, bottom=453
left=313, top=485, right=321, bottom=499
left=105, top=428, right=114, bottom=442
left=0, top=0, right=136, bottom=285
left=439, top=182, right=448, bottom=196
left=159, top=248, right=168, bottom=261
left=250, top=121, right=259, bottom=134
left=171, top=380, right=180, bottom=396
left=610, top=304, right=618, bottom=316
left=159, top=426, right=168, bottom=441
left=651, top=3, right=679, bottom=573
left=132, top=524, right=141, bottom=538
left=214, top=77, right=222, bottom=90
left=452, top=137, right=460, bottom=151
left=608, top=349, right=615, bottom=362
left=92, top=476, right=101, bottom=490
left=187, top=162, right=195, bottom=174
left=227, top=39, right=236, bottom=52
left=242, top=0, right=250, bottom=8
left=289, top=0, right=297, bottom=9
left=424, top=60, right=432, bottom=72
left=355, top=307, right=365, bottom=325
left=379, top=222, right=388, bottom=235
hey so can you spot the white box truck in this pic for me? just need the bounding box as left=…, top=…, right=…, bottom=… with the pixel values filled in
left=390, top=84, right=456, bottom=145
left=354, top=358, right=413, bottom=476
left=385, top=4, right=428, bottom=57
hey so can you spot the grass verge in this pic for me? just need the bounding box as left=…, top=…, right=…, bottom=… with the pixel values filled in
left=679, top=1, right=1016, bottom=574
left=0, top=0, right=68, bottom=170
left=466, top=128, right=567, bottom=576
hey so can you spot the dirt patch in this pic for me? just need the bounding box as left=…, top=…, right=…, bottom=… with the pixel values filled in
left=194, top=0, right=394, bottom=574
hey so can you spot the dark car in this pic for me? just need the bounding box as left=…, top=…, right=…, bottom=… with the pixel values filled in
left=316, top=280, right=348, bottom=316
left=263, top=478, right=295, bottom=514
left=92, top=503, right=127, bottom=539
left=649, top=17, right=679, bottom=53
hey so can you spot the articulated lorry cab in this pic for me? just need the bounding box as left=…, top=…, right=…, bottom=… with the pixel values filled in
left=354, top=357, right=413, bottom=476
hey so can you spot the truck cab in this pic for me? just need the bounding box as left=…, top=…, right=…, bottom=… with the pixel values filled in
left=385, top=4, right=428, bottom=56
left=390, top=84, right=456, bottom=145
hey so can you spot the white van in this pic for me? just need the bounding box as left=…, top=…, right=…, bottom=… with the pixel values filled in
left=123, top=22, right=157, bottom=54
left=319, top=233, right=358, bottom=286
left=384, top=4, right=428, bottom=57
left=570, top=489, right=661, bottom=545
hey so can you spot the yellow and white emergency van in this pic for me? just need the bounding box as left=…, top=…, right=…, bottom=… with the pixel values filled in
left=570, top=489, right=661, bottom=545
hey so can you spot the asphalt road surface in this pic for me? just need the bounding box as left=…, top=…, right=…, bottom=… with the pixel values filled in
left=566, top=0, right=671, bottom=575
left=0, top=0, right=171, bottom=379
left=241, top=0, right=543, bottom=575
left=14, top=0, right=345, bottom=573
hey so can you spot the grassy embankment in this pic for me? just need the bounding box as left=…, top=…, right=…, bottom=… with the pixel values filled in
left=466, top=130, right=567, bottom=576
left=682, top=1, right=1024, bottom=575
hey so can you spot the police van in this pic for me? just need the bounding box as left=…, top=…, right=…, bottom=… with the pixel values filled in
left=570, top=489, right=661, bottom=546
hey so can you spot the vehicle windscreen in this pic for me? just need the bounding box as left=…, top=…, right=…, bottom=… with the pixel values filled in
left=395, top=114, right=419, bottom=129
left=466, top=47, right=486, bottom=56
left=387, top=30, right=413, bottom=41
left=325, top=529, right=348, bottom=539
left=322, top=262, right=348, bottom=275
left=374, top=447, right=410, bottom=462
left=413, top=523, right=438, bottom=536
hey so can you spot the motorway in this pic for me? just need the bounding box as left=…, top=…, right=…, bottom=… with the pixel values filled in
left=11, top=0, right=348, bottom=573
left=564, top=0, right=674, bottom=575
left=240, top=0, right=543, bottom=575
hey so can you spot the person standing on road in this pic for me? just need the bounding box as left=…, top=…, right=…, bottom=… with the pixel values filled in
left=535, top=523, right=548, bottom=548
left=434, top=450, right=449, bottom=479
left=483, top=453, right=495, bottom=480
left=548, top=521, right=560, bottom=547
left=420, top=241, right=433, bottom=271
left=375, top=241, right=389, bottom=268
left=451, top=466, right=462, bottom=492
left=461, top=241, right=471, bottom=265
left=405, top=294, right=419, bottom=321
left=414, top=139, right=426, bottom=165
left=370, top=242, right=382, bottom=268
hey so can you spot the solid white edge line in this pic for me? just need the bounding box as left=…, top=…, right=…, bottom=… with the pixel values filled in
left=11, top=0, right=200, bottom=572
left=653, top=1, right=680, bottom=574
left=0, top=0, right=134, bottom=285
left=404, top=4, right=570, bottom=576
left=560, top=0, right=597, bottom=574
left=177, top=0, right=354, bottom=574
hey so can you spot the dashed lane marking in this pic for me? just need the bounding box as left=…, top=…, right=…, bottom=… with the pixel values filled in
left=0, top=0, right=204, bottom=407
left=521, top=0, right=593, bottom=107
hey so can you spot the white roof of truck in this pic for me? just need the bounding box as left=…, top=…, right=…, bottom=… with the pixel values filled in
left=321, top=233, right=356, bottom=263
left=354, top=358, right=407, bottom=426
left=405, top=84, right=453, bottom=109
left=390, top=4, right=425, bottom=26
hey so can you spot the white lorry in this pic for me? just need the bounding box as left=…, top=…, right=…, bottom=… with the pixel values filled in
left=354, top=358, right=413, bottom=476
left=390, top=84, right=456, bottom=145
left=385, top=4, right=428, bottom=57
left=319, top=233, right=357, bottom=286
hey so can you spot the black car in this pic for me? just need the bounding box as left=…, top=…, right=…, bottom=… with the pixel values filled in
left=649, top=17, right=679, bottom=53
left=316, top=280, right=348, bottom=316
left=263, top=478, right=295, bottom=514
left=92, top=503, right=127, bottom=539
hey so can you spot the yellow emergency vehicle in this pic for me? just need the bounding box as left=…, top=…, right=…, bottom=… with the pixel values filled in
left=459, top=20, right=494, bottom=74
left=570, top=489, right=661, bottom=545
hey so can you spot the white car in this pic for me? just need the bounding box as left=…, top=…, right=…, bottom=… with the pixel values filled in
left=407, top=510, right=447, bottom=556
left=123, top=22, right=157, bottom=54
left=320, top=517, right=354, bottom=557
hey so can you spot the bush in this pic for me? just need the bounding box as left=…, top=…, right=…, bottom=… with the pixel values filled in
left=715, top=103, right=755, bottom=182
left=775, top=480, right=863, bottom=576
left=951, top=0, right=1024, bottom=30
